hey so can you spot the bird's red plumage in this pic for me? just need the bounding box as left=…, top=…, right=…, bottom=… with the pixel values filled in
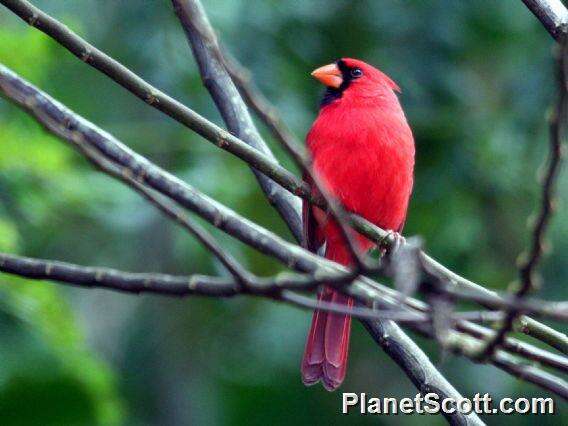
left=301, top=58, right=415, bottom=391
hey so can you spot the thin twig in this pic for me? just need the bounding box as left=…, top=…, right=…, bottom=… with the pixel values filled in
left=442, top=285, right=568, bottom=323
left=458, top=321, right=568, bottom=372
left=0, top=252, right=237, bottom=295
left=474, top=37, right=567, bottom=361
left=282, top=290, right=504, bottom=325
left=420, top=249, right=568, bottom=354
left=0, top=252, right=384, bottom=321
left=0, top=251, right=504, bottom=329
left=445, top=332, right=568, bottom=400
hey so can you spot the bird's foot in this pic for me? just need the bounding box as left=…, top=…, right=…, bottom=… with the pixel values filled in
left=379, top=230, right=406, bottom=254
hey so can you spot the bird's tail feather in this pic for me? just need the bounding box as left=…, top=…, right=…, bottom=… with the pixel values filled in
left=301, top=243, right=353, bottom=391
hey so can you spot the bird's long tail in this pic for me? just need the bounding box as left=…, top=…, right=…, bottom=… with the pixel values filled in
left=301, top=243, right=353, bottom=391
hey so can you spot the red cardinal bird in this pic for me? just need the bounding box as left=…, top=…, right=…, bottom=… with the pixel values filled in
left=301, top=58, right=415, bottom=391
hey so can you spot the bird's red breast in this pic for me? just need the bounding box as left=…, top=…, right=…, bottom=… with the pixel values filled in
left=307, top=58, right=414, bottom=249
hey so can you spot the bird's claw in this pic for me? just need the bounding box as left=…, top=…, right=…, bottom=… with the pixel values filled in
left=380, top=230, right=406, bottom=254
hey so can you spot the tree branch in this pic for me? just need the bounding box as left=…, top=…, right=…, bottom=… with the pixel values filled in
left=421, top=250, right=568, bottom=353
left=457, top=321, right=568, bottom=372
left=362, top=320, right=483, bottom=426
left=444, top=332, right=568, bottom=400
left=0, top=252, right=238, bottom=296
left=442, top=285, right=568, bottom=323
left=0, top=251, right=509, bottom=329
left=521, top=0, right=568, bottom=41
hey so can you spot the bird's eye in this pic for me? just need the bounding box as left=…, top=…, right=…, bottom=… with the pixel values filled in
left=350, top=68, right=363, bottom=78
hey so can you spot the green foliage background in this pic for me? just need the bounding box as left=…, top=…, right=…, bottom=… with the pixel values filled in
left=0, top=0, right=566, bottom=424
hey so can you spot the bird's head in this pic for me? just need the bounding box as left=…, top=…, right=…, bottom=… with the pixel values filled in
left=311, top=58, right=400, bottom=107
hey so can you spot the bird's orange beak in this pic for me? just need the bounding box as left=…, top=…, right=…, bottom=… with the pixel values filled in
left=311, top=63, right=342, bottom=88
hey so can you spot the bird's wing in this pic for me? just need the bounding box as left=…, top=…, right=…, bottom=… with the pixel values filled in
left=396, top=214, right=407, bottom=234
left=302, top=173, right=325, bottom=253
